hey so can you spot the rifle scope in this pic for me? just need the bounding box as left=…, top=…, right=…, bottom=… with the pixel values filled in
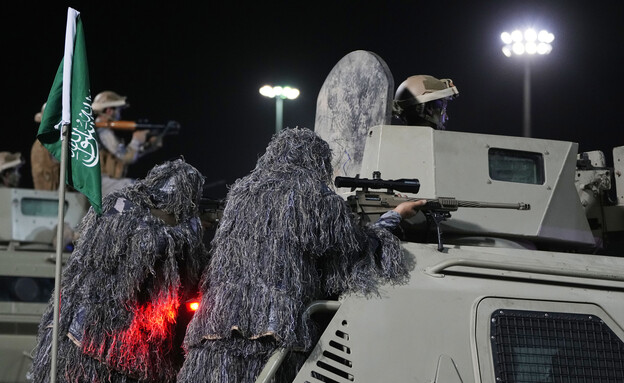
left=335, top=176, right=420, bottom=194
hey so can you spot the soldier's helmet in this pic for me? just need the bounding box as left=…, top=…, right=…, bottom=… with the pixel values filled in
left=393, top=75, right=458, bottom=129
left=0, top=152, right=24, bottom=173
left=92, top=91, right=128, bottom=114
left=0, top=152, right=24, bottom=187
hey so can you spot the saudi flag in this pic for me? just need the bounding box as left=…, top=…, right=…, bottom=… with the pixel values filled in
left=38, top=8, right=102, bottom=214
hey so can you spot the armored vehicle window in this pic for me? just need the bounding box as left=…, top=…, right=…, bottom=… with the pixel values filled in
left=488, top=148, right=544, bottom=184
left=490, top=309, right=624, bottom=382
left=21, top=197, right=68, bottom=217
left=0, top=276, right=54, bottom=303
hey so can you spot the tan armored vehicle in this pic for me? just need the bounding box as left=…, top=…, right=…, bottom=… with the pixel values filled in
left=282, top=127, right=624, bottom=383
left=257, top=51, right=624, bottom=382
left=0, top=188, right=88, bottom=383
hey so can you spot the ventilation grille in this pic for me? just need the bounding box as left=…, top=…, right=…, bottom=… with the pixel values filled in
left=491, top=309, right=624, bottom=382
left=306, top=325, right=354, bottom=383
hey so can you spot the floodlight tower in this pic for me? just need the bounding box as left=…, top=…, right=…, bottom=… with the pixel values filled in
left=259, top=85, right=300, bottom=134
left=501, top=28, right=554, bottom=137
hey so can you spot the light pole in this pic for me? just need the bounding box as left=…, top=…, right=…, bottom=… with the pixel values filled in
left=259, top=85, right=300, bottom=134
left=501, top=28, right=554, bottom=137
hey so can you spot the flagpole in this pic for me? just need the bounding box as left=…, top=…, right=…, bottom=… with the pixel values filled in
left=49, top=8, right=79, bottom=382
left=50, top=123, right=69, bottom=383
left=35, top=7, right=101, bottom=378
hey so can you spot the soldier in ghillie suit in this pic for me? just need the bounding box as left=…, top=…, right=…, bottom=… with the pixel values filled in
left=28, top=158, right=209, bottom=383
left=178, top=127, right=423, bottom=382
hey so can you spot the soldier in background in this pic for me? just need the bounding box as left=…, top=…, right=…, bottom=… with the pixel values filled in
left=0, top=151, right=25, bottom=188
left=92, top=90, right=162, bottom=196
left=392, top=75, right=459, bottom=130
left=31, top=103, right=61, bottom=191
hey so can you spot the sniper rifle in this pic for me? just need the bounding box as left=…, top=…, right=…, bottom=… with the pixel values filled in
left=335, top=175, right=530, bottom=251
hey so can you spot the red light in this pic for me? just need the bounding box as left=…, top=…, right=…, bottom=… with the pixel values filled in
left=186, top=300, right=199, bottom=312
left=81, top=294, right=179, bottom=378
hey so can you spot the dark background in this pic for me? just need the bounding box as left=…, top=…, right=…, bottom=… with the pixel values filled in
left=4, top=1, right=623, bottom=198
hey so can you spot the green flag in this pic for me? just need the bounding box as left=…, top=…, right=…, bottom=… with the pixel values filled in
left=38, top=8, right=102, bottom=214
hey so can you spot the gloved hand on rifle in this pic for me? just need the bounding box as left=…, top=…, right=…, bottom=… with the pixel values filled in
left=393, top=199, right=427, bottom=219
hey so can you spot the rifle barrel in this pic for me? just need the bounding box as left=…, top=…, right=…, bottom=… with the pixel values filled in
left=437, top=198, right=530, bottom=210
left=94, top=120, right=138, bottom=130
left=94, top=120, right=174, bottom=130
left=462, top=201, right=531, bottom=210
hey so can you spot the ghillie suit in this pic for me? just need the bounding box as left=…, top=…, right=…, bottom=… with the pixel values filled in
left=28, top=158, right=209, bottom=383
left=178, top=128, right=409, bottom=383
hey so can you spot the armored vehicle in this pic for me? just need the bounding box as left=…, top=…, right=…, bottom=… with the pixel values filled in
left=0, top=188, right=88, bottom=383
left=279, top=128, right=624, bottom=383
left=256, top=51, right=624, bottom=383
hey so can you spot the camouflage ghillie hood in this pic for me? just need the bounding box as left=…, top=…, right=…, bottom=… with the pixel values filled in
left=138, top=158, right=205, bottom=220
left=28, top=158, right=209, bottom=383
left=178, top=128, right=408, bottom=383
left=254, top=126, right=334, bottom=183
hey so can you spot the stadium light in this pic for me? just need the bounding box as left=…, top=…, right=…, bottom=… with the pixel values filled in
left=259, top=85, right=300, bottom=134
left=501, top=28, right=554, bottom=137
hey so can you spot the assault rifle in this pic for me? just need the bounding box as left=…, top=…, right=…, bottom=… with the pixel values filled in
left=95, top=120, right=181, bottom=154
left=95, top=120, right=181, bottom=136
left=335, top=175, right=530, bottom=251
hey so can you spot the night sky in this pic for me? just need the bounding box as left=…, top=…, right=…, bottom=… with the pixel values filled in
left=4, top=1, right=623, bottom=198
